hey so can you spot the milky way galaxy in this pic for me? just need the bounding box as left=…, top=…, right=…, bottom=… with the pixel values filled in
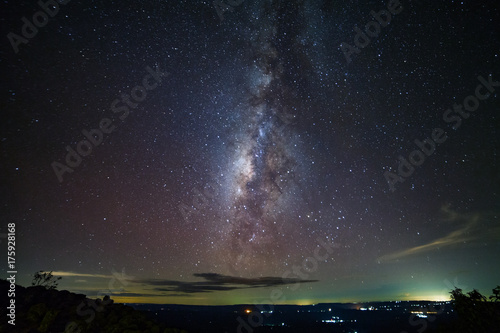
left=216, top=3, right=310, bottom=273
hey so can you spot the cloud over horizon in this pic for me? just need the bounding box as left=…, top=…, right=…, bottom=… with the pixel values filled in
left=377, top=207, right=500, bottom=263
left=133, top=273, right=319, bottom=294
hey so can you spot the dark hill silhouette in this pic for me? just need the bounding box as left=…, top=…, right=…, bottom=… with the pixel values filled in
left=0, top=279, right=187, bottom=333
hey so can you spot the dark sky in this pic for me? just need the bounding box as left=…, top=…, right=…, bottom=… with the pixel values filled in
left=1, top=0, right=499, bottom=305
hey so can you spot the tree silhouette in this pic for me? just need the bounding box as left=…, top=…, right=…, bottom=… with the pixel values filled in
left=31, top=271, right=62, bottom=290
left=0, top=279, right=188, bottom=332
left=490, top=286, right=500, bottom=302
left=448, top=285, right=500, bottom=333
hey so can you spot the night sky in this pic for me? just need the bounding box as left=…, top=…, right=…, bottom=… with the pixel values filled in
left=1, top=0, right=499, bottom=305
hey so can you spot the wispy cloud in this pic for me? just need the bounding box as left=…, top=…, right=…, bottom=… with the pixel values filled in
left=133, top=273, right=318, bottom=295
left=50, top=271, right=113, bottom=279
left=50, top=271, right=314, bottom=298
left=377, top=207, right=500, bottom=263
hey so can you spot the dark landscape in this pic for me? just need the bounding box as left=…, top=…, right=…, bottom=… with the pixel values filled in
left=132, top=302, right=457, bottom=333
left=2, top=278, right=499, bottom=333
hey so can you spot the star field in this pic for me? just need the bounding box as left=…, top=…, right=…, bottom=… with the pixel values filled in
left=1, top=0, right=499, bottom=305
